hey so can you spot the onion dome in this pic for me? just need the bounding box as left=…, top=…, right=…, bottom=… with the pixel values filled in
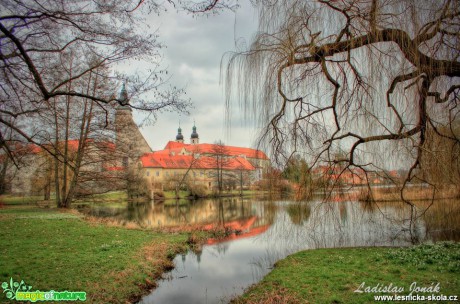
left=176, top=127, right=184, bottom=140
left=191, top=124, right=199, bottom=139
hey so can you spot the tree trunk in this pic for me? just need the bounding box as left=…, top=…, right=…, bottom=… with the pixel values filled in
left=53, top=99, right=62, bottom=207
left=64, top=72, right=95, bottom=208
left=0, top=157, right=9, bottom=195
left=61, top=93, right=71, bottom=206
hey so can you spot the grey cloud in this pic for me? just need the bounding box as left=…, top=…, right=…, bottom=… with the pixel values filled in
left=137, top=3, right=260, bottom=152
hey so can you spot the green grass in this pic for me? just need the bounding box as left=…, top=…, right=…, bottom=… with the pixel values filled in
left=220, top=190, right=260, bottom=196
left=163, top=190, right=191, bottom=199
left=0, top=207, right=187, bottom=303
left=0, top=195, right=45, bottom=205
left=1, top=191, right=128, bottom=207
left=90, top=191, right=128, bottom=200
left=0, top=189, right=262, bottom=206
left=162, top=189, right=263, bottom=199
left=233, top=243, right=460, bottom=304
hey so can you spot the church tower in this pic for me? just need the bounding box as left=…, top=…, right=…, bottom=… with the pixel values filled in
left=176, top=126, right=184, bottom=143
left=190, top=123, right=199, bottom=144
left=114, top=83, right=151, bottom=167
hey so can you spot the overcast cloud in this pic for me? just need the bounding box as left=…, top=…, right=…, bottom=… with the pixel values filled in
left=133, top=3, right=259, bottom=151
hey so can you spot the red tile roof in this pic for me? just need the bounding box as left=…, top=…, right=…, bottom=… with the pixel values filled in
left=164, top=141, right=188, bottom=150
left=3, top=143, right=42, bottom=155
left=161, top=141, right=269, bottom=160
left=140, top=153, right=256, bottom=170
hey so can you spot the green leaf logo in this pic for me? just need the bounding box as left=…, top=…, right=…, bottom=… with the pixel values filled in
left=1, top=278, right=32, bottom=300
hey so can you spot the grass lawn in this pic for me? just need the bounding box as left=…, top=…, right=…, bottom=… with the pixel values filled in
left=163, top=190, right=191, bottom=199
left=232, top=243, right=460, bottom=304
left=87, top=190, right=128, bottom=201
left=0, top=206, right=188, bottom=303
left=0, top=191, right=128, bottom=207
left=162, top=189, right=265, bottom=199
left=0, top=195, right=45, bottom=205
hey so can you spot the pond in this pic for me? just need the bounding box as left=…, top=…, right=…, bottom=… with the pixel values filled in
left=76, top=196, right=460, bottom=304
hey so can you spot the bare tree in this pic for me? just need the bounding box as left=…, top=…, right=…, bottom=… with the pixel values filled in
left=209, top=140, right=233, bottom=194
left=223, top=0, right=459, bottom=198
left=0, top=0, right=190, bottom=166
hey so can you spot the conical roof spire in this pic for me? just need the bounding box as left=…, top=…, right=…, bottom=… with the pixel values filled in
left=118, top=82, right=128, bottom=104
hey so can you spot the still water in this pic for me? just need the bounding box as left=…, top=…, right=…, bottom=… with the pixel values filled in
left=77, top=197, right=460, bottom=304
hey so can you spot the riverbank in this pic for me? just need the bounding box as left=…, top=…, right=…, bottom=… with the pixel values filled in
left=162, top=189, right=265, bottom=200
left=0, top=206, right=188, bottom=303
left=357, top=184, right=460, bottom=202
left=0, top=190, right=267, bottom=206
left=232, top=243, right=460, bottom=304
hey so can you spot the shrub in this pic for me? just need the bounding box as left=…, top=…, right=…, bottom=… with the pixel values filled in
left=188, top=184, right=208, bottom=198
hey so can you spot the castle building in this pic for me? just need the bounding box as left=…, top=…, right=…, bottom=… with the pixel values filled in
left=140, top=125, right=270, bottom=191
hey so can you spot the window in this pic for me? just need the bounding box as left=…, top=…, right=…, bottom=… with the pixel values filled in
left=146, top=171, right=150, bottom=177
left=156, top=171, right=160, bottom=177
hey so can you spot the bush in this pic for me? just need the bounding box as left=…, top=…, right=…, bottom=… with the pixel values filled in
left=188, top=184, right=208, bottom=198
left=153, top=190, right=164, bottom=199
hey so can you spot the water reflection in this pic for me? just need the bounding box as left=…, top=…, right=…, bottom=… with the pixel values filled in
left=76, top=198, right=460, bottom=304
left=78, top=198, right=275, bottom=230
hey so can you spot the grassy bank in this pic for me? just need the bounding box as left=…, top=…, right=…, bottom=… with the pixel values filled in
left=233, top=243, right=460, bottom=304
left=0, top=191, right=129, bottom=206
left=0, top=195, right=45, bottom=205
left=358, top=185, right=460, bottom=202
left=163, top=189, right=263, bottom=199
left=0, top=206, right=188, bottom=303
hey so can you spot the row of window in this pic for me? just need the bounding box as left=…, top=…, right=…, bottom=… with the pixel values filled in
left=145, top=170, right=255, bottom=178
left=145, top=170, right=207, bottom=178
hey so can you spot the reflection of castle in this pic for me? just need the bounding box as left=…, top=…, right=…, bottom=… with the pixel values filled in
left=82, top=198, right=275, bottom=244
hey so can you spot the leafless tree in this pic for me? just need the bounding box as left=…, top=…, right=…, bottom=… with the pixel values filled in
left=209, top=140, right=232, bottom=194
left=223, top=0, right=459, bottom=199
left=0, top=0, right=190, bottom=167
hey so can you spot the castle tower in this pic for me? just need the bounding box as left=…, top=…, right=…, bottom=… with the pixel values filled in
left=176, top=126, right=184, bottom=143
left=190, top=123, right=199, bottom=144
left=114, top=83, right=151, bottom=167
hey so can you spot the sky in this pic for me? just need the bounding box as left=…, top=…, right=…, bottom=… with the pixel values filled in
left=133, top=3, right=260, bottom=151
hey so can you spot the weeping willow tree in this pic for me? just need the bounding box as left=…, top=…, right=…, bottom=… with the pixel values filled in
left=223, top=0, right=459, bottom=196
